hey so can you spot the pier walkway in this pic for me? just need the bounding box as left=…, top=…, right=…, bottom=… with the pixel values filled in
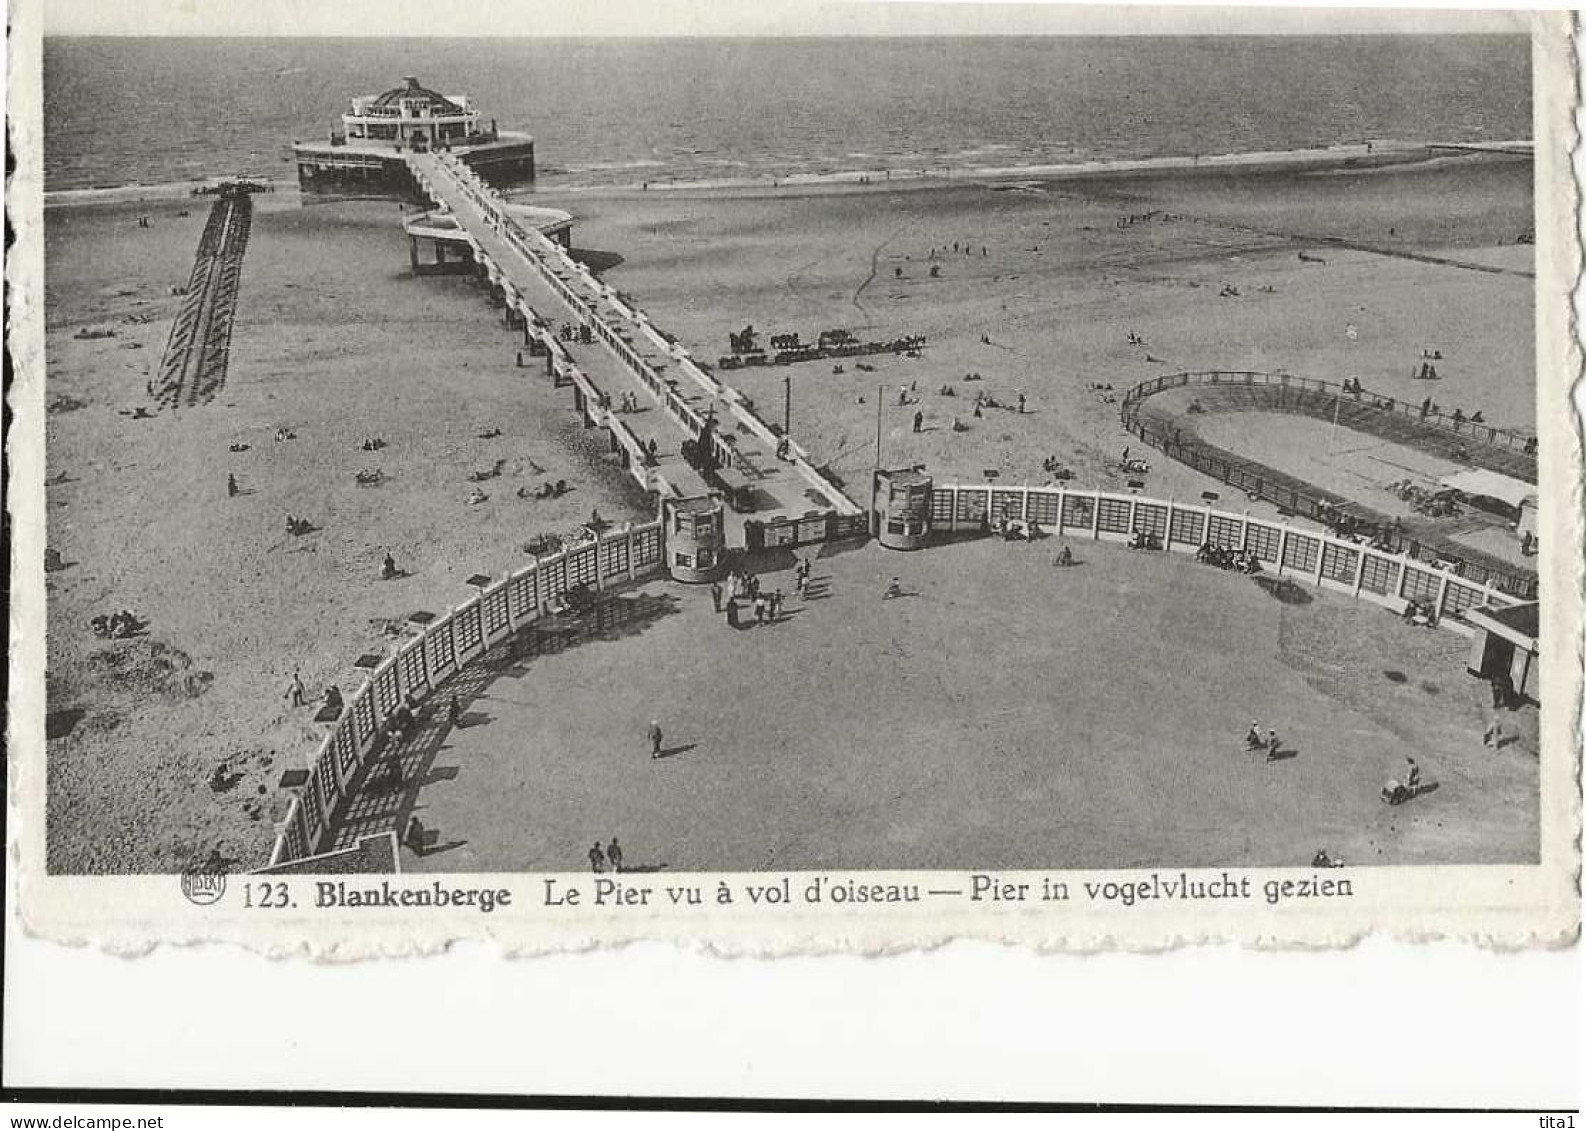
left=405, top=151, right=863, bottom=544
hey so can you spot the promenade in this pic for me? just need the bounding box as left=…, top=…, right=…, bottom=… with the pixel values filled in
left=406, top=152, right=861, bottom=545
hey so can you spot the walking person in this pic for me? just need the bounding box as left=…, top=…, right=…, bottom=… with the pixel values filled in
left=448, top=694, right=461, bottom=728
left=607, top=837, right=623, bottom=874
left=1265, top=728, right=1282, bottom=762
left=227, top=473, right=238, bottom=498
left=1244, top=720, right=1262, bottom=751
left=405, top=817, right=427, bottom=855
left=1483, top=714, right=1503, bottom=748
left=648, top=720, right=663, bottom=760
left=286, top=669, right=305, bottom=708
left=588, top=841, right=606, bottom=873
left=710, top=581, right=723, bottom=613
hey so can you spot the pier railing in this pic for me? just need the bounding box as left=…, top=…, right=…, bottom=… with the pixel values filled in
left=930, top=482, right=1518, bottom=631
left=267, top=520, right=665, bottom=868
left=410, top=153, right=861, bottom=516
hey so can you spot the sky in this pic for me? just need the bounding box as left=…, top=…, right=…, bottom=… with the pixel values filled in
left=39, top=0, right=1532, bottom=38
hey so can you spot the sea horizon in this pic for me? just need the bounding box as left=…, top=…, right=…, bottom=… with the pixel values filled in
left=43, top=34, right=1531, bottom=195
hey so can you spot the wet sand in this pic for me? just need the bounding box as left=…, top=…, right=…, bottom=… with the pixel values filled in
left=44, top=149, right=1534, bottom=872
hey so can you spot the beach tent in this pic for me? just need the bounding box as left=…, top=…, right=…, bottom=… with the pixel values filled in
left=1437, top=468, right=1534, bottom=519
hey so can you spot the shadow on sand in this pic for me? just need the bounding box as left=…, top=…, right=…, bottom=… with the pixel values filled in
left=327, top=588, right=682, bottom=857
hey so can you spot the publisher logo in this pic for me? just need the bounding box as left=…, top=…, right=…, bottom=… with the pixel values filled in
left=180, top=862, right=228, bottom=907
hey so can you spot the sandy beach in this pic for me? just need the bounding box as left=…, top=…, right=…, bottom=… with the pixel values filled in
left=575, top=152, right=1533, bottom=502
left=43, top=148, right=1534, bottom=872
left=45, top=195, right=652, bottom=872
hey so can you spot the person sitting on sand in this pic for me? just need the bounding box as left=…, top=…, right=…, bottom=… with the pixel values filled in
left=323, top=685, right=343, bottom=715
left=1054, top=546, right=1074, bottom=568
left=883, top=577, right=903, bottom=600
left=467, top=488, right=488, bottom=506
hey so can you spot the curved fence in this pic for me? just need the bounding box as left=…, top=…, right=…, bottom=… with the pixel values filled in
left=1118, top=371, right=1537, bottom=599
left=930, top=482, right=1519, bottom=629
left=1122, top=369, right=1537, bottom=467
left=267, top=520, right=665, bottom=868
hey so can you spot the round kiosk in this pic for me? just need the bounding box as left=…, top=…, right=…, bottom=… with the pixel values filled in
left=664, top=493, right=726, bottom=583
left=872, top=466, right=933, bottom=551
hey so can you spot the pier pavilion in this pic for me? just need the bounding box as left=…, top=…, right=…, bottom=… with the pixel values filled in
left=293, top=77, right=536, bottom=201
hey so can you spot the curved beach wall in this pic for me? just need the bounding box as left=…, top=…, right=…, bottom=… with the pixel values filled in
left=1120, top=371, right=1537, bottom=599
left=267, top=520, right=664, bottom=868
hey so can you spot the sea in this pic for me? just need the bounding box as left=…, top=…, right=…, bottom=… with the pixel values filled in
left=42, top=35, right=1532, bottom=197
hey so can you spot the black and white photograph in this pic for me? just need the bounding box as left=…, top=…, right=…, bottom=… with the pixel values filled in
left=5, top=0, right=1583, bottom=1115
left=7, top=0, right=1577, bottom=944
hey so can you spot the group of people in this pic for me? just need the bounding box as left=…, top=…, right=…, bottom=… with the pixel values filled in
left=991, top=513, right=1042, bottom=542
left=587, top=837, right=625, bottom=873
left=1381, top=757, right=1423, bottom=806
left=520, top=478, right=572, bottom=501
left=360, top=437, right=385, bottom=452
left=89, top=610, right=141, bottom=639
left=284, top=514, right=314, bottom=537
left=712, top=569, right=786, bottom=626
left=1401, top=598, right=1439, bottom=628
left=558, top=322, right=594, bottom=345
left=1118, top=447, right=1150, bottom=475
left=1243, top=720, right=1284, bottom=762
left=1126, top=528, right=1162, bottom=552
left=613, top=391, right=644, bottom=414
left=1196, top=542, right=1260, bottom=573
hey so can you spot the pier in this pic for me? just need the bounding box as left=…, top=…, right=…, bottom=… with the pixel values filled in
left=403, top=150, right=865, bottom=548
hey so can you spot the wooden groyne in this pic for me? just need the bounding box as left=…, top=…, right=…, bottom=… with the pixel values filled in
left=152, top=187, right=253, bottom=410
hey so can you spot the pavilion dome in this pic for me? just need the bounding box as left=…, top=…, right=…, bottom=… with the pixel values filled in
left=369, top=77, right=463, bottom=115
